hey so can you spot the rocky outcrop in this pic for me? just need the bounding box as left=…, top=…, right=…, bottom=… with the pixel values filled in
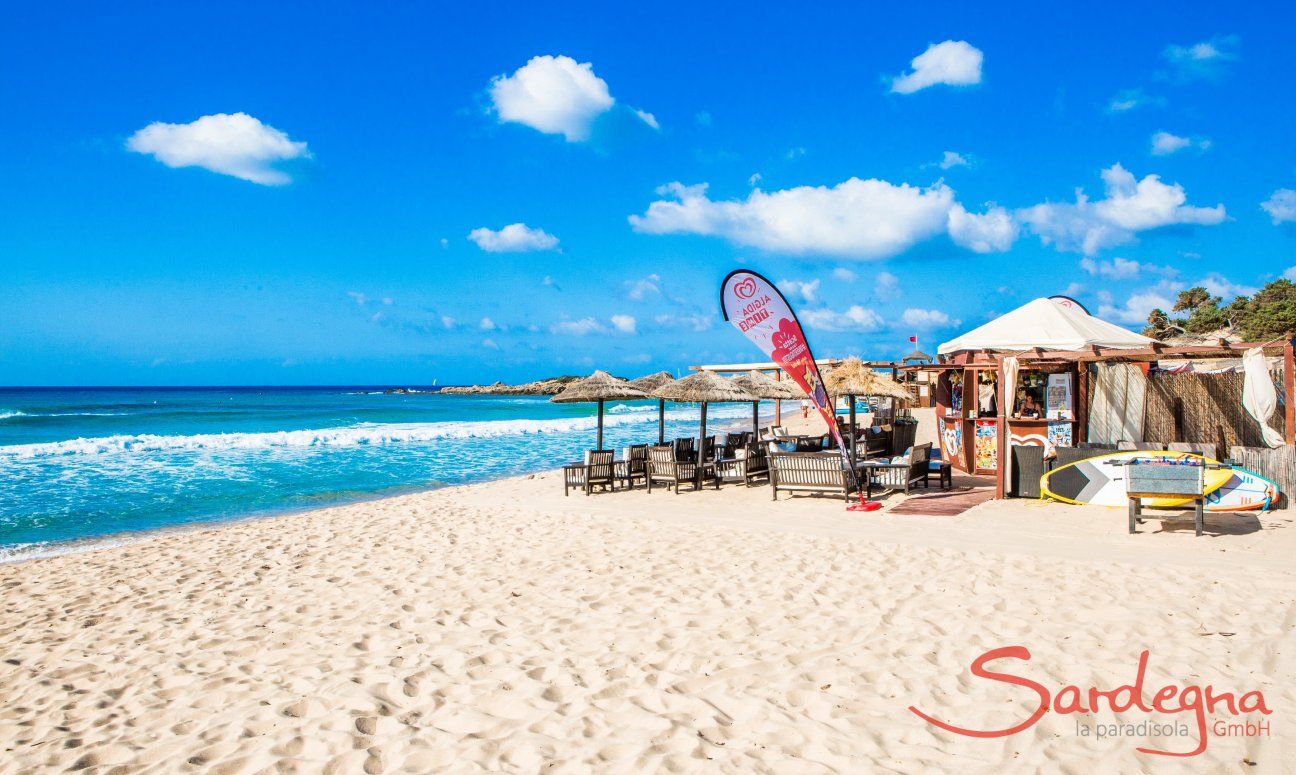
left=438, top=377, right=580, bottom=396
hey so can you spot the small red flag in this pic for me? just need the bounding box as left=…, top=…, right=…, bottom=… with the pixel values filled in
left=909, top=335, right=917, bottom=343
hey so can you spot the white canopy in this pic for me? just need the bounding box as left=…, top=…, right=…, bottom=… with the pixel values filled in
left=938, top=297, right=1154, bottom=355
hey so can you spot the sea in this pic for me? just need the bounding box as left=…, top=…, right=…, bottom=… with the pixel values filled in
left=0, top=387, right=770, bottom=561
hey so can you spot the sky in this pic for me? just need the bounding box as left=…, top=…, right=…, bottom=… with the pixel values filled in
left=2, top=1, right=1294, bottom=386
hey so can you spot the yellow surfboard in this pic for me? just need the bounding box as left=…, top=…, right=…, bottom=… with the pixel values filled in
left=1040, top=450, right=1232, bottom=508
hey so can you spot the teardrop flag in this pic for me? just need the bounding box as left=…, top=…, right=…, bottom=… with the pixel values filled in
left=720, top=269, right=877, bottom=510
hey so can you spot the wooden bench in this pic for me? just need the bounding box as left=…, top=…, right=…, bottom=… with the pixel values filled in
left=770, top=452, right=859, bottom=502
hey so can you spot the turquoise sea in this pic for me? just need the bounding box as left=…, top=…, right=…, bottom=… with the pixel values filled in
left=0, top=387, right=767, bottom=560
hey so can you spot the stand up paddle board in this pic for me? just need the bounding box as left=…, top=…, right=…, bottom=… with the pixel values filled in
left=1204, top=467, right=1279, bottom=512
left=1040, top=451, right=1231, bottom=508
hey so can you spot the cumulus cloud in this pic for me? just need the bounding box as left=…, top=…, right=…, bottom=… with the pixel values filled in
left=902, top=308, right=953, bottom=328
left=440, top=316, right=456, bottom=329
left=832, top=267, right=857, bottom=283
left=610, top=314, right=637, bottom=334
left=126, top=112, right=309, bottom=185
left=1107, top=88, right=1164, bottom=113
left=1161, top=35, right=1239, bottom=81
left=938, top=151, right=970, bottom=169
left=625, top=274, right=661, bottom=300
left=550, top=317, right=605, bottom=336
left=800, top=305, right=883, bottom=332
left=468, top=223, right=560, bottom=252
left=1282, top=266, right=1296, bottom=281
left=1018, top=163, right=1225, bottom=255
left=890, top=41, right=983, bottom=94
left=947, top=204, right=1018, bottom=253
left=1079, top=256, right=1176, bottom=280
left=488, top=55, right=616, bottom=141
left=1198, top=273, right=1256, bottom=300
left=874, top=270, right=899, bottom=293
left=479, top=317, right=497, bottom=331
left=1151, top=131, right=1209, bottom=156
left=780, top=279, right=820, bottom=303
left=630, top=179, right=955, bottom=259
left=632, top=108, right=659, bottom=130
left=1262, top=189, right=1296, bottom=224
left=1098, top=291, right=1174, bottom=325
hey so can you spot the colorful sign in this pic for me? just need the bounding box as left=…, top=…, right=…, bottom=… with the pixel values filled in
left=974, top=420, right=998, bottom=470
left=1046, top=420, right=1072, bottom=450
left=721, top=270, right=856, bottom=483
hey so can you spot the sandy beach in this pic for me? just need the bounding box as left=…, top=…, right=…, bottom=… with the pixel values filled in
left=2, top=462, right=1293, bottom=774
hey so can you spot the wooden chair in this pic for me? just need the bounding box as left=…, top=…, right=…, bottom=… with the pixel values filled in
left=863, top=443, right=932, bottom=495
left=563, top=450, right=617, bottom=496
left=717, top=442, right=770, bottom=486
left=620, top=444, right=648, bottom=489
left=647, top=445, right=718, bottom=493
left=769, top=452, right=858, bottom=502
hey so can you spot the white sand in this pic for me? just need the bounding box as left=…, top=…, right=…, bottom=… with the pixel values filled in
left=2, top=469, right=1294, bottom=773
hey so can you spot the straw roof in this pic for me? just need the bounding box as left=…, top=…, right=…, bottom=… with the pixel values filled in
left=652, top=370, right=758, bottom=403
left=730, top=370, right=800, bottom=401
left=629, top=371, right=675, bottom=391
left=823, top=358, right=912, bottom=401
left=550, top=370, right=649, bottom=403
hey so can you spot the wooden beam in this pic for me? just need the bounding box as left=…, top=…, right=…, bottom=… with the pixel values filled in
left=1076, top=362, right=1089, bottom=444
left=1285, top=340, right=1294, bottom=446
left=995, top=357, right=1007, bottom=500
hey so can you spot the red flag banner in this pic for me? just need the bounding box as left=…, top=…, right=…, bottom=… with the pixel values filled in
left=720, top=269, right=858, bottom=489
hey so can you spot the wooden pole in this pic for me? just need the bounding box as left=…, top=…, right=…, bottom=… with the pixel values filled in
left=752, top=402, right=759, bottom=435
left=597, top=399, right=604, bottom=450
left=658, top=399, right=665, bottom=444
left=1285, top=341, right=1295, bottom=445
left=1076, top=362, right=1089, bottom=444
left=849, top=394, right=857, bottom=461
left=699, top=402, right=708, bottom=462
left=995, top=357, right=1007, bottom=499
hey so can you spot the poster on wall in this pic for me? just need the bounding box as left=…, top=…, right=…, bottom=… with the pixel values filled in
left=1046, top=373, right=1073, bottom=419
left=1047, top=421, right=1073, bottom=450
left=974, top=420, right=998, bottom=470
left=942, top=421, right=963, bottom=462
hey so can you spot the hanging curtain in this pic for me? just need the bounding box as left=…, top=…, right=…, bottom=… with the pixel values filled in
left=1088, top=363, right=1147, bottom=444
left=1242, top=347, right=1285, bottom=448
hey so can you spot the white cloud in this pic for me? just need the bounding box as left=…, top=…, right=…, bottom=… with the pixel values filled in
left=1282, top=266, right=1296, bottom=281
left=625, top=274, right=661, bottom=300
left=1151, top=131, right=1209, bottom=155
left=632, top=108, right=659, bottom=130
left=874, top=270, right=899, bottom=292
left=1079, top=256, right=1175, bottom=280
left=550, top=317, right=605, bottom=336
left=832, top=267, right=857, bottom=283
left=1107, top=88, right=1163, bottom=113
left=630, top=179, right=955, bottom=259
left=653, top=313, right=713, bottom=332
left=890, top=40, right=983, bottom=94
left=947, top=204, right=1018, bottom=253
left=440, top=316, right=456, bottom=329
left=126, top=112, right=309, bottom=185
left=780, top=278, right=820, bottom=303
left=488, top=55, right=616, bottom=141
left=1018, top=163, right=1226, bottom=255
left=748, top=172, right=762, bottom=186
left=1098, top=291, right=1173, bottom=325
left=800, top=305, right=883, bottom=332
left=482, top=338, right=500, bottom=350
left=938, top=151, right=970, bottom=169
left=610, top=314, right=637, bottom=334
left=1062, top=282, right=1084, bottom=297
left=347, top=291, right=367, bottom=306
left=1262, top=189, right=1296, bottom=224
left=479, top=317, right=497, bottom=331
left=1198, top=273, right=1256, bottom=300
left=1162, top=36, right=1238, bottom=81
left=902, top=308, right=953, bottom=328
left=467, top=223, right=560, bottom=253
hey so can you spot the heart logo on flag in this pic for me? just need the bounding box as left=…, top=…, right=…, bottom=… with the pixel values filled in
left=733, top=277, right=757, bottom=299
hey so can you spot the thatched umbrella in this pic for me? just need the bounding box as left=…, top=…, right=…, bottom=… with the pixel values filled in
left=652, top=371, right=757, bottom=459
left=730, top=370, right=801, bottom=435
left=630, top=371, right=675, bottom=444
left=551, top=370, right=648, bottom=450
left=823, top=358, right=912, bottom=460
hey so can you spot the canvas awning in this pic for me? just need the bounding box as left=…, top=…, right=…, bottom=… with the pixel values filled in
left=938, top=297, right=1153, bottom=355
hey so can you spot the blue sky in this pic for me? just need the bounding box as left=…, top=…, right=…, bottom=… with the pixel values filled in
left=2, top=2, right=1294, bottom=385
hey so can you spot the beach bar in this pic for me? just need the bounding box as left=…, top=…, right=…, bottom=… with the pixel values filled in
left=908, top=296, right=1296, bottom=501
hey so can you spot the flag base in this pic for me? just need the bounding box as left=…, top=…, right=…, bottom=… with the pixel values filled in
left=847, top=497, right=882, bottom=512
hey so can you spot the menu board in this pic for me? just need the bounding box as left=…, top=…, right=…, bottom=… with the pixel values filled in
left=1046, top=373, right=1073, bottom=420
